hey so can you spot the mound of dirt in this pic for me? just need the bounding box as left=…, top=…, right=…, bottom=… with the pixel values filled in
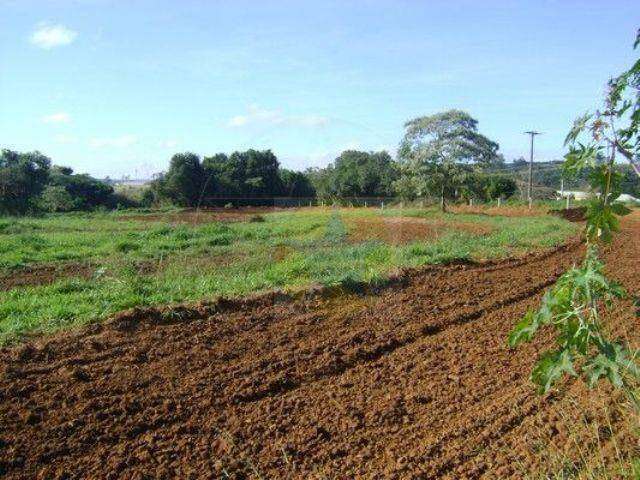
left=1, top=213, right=638, bottom=479
left=549, top=206, right=587, bottom=222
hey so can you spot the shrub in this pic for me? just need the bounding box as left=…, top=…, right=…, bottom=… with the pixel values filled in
left=38, top=185, right=80, bottom=212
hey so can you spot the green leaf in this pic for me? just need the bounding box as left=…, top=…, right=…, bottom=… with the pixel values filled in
left=531, top=349, right=577, bottom=394
left=564, top=113, right=592, bottom=146
left=508, top=311, right=539, bottom=347
left=586, top=342, right=640, bottom=388
left=585, top=354, right=620, bottom=388
left=610, top=202, right=632, bottom=217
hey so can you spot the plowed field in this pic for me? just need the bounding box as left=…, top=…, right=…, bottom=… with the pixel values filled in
left=1, top=212, right=638, bottom=479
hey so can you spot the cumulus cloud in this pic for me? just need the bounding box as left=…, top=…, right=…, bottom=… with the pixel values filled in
left=227, top=105, right=329, bottom=129
left=42, top=112, right=71, bottom=124
left=30, top=23, right=78, bottom=49
left=89, top=135, right=138, bottom=148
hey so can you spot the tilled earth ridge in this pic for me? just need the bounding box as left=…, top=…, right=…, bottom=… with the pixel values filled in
left=1, top=213, right=639, bottom=479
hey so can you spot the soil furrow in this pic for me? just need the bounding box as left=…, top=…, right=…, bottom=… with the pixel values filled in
left=0, top=214, right=637, bottom=479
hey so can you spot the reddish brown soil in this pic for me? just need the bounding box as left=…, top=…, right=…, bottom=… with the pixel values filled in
left=0, top=263, right=94, bottom=291
left=346, top=216, right=492, bottom=245
left=450, top=204, right=551, bottom=217
left=1, top=213, right=639, bottom=479
left=549, top=206, right=587, bottom=222
left=120, top=207, right=288, bottom=225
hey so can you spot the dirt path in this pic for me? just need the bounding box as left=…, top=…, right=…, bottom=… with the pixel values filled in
left=1, top=213, right=638, bottom=479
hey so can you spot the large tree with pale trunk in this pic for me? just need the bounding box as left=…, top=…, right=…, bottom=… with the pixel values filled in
left=397, top=110, right=501, bottom=211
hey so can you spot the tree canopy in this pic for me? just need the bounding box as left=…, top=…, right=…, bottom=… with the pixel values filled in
left=309, top=150, right=398, bottom=200
left=0, top=150, right=51, bottom=214
left=397, top=110, right=501, bottom=210
left=150, top=149, right=314, bottom=207
left=0, top=150, right=125, bottom=213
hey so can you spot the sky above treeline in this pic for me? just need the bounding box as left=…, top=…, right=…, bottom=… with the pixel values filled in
left=1, top=0, right=638, bottom=178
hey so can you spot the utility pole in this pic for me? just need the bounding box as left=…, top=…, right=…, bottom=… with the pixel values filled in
left=524, top=131, right=542, bottom=206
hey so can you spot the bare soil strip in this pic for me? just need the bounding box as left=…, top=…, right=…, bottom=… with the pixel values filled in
left=119, top=207, right=288, bottom=225
left=0, top=263, right=94, bottom=291
left=344, top=216, right=492, bottom=245
left=1, top=213, right=638, bottom=479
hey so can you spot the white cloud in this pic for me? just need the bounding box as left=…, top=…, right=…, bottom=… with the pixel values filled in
left=227, top=104, right=329, bottom=129
left=89, top=135, right=138, bottom=148
left=30, top=23, right=78, bottom=49
left=42, top=112, right=71, bottom=124
left=159, top=139, right=178, bottom=148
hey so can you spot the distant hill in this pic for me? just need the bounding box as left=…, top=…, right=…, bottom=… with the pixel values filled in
left=490, top=160, right=639, bottom=199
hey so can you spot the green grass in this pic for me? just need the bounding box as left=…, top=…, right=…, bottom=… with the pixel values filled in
left=0, top=207, right=579, bottom=343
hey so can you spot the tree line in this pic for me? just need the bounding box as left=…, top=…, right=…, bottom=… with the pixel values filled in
left=146, top=150, right=315, bottom=207
left=0, top=149, right=130, bottom=215
left=145, top=110, right=520, bottom=210
left=12, top=108, right=635, bottom=215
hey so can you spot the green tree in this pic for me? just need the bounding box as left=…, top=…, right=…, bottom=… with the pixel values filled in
left=202, top=153, right=233, bottom=198
left=161, top=152, right=205, bottom=207
left=0, top=150, right=51, bottom=214
left=48, top=166, right=115, bottom=209
left=201, top=150, right=284, bottom=204
left=38, top=185, right=80, bottom=212
left=398, top=110, right=500, bottom=211
left=393, top=173, right=419, bottom=202
left=306, top=166, right=336, bottom=201
left=485, top=175, right=517, bottom=200
left=241, top=149, right=283, bottom=197
left=333, top=150, right=397, bottom=197
left=308, top=150, right=398, bottom=201
left=280, top=169, right=315, bottom=197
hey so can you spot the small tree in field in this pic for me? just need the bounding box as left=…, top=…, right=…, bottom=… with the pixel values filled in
left=509, top=30, right=640, bottom=398
left=397, top=110, right=500, bottom=211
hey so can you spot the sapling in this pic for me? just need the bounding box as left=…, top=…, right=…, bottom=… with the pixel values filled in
left=509, top=30, right=640, bottom=398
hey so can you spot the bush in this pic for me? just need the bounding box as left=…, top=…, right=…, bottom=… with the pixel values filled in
left=486, top=175, right=517, bottom=200
left=38, top=185, right=80, bottom=212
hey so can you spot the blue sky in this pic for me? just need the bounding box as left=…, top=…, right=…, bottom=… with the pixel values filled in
left=1, top=0, right=638, bottom=178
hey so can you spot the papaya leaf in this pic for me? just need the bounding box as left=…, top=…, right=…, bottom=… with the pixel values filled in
left=508, top=311, right=539, bottom=347
left=532, top=349, right=577, bottom=394
left=564, top=113, right=592, bottom=146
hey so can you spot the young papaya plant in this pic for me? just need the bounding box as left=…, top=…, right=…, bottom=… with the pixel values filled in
left=509, top=30, right=640, bottom=398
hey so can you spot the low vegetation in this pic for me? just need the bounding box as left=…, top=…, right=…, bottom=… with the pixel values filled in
left=0, top=205, right=577, bottom=343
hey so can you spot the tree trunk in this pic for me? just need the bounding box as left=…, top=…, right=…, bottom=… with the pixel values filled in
left=440, top=184, right=446, bottom=212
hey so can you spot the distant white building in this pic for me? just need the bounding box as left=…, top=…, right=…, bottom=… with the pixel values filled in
left=556, top=190, right=592, bottom=200
left=618, top=193, right=640, bottom=204
left=556, top=190, right=639, bottom=203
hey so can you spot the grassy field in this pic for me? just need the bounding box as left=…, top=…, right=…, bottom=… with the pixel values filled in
left=0, top=206, right=579, bottom=343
